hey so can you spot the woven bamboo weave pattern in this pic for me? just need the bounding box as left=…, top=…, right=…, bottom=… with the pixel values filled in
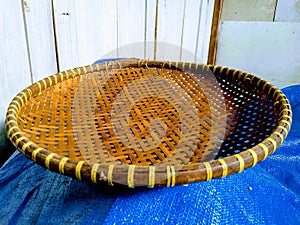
left=6, top=59, right=292, bottom=187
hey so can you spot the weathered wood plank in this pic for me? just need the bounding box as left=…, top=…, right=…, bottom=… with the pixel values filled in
left=0, top=1, right=31, bottom=118
left=75, top=0, right=118, bottom=64
left=155, top=0, right=185, bottom=61
left=23, top=0, right=58, bottom=81
left=117, top=0, right=146, bottom=59
left=180, top=0, right=202, bottom=62
left=196, top=0, right=215, bottom=63
left=52, top=0, right=79, bottom=71
left=53, top=0, right=215, bottom=64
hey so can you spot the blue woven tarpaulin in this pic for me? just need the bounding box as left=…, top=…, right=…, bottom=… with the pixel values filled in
left=0, top=79, right=299, bottom=224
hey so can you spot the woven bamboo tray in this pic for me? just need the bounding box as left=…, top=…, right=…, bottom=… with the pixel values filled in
left=6, top=59, right=292, bottom=188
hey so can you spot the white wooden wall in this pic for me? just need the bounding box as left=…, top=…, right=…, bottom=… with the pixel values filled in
left=0, top=0, right=215, bottom=129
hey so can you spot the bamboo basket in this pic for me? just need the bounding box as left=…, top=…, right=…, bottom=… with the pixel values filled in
left=6, top=59, right=292, bottom=188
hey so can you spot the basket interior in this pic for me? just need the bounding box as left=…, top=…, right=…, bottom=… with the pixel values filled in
left=16, top=64, right=280, bottom=167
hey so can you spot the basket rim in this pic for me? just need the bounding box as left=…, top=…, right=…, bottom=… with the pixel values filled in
left=5, top=59, right=292, bottom=188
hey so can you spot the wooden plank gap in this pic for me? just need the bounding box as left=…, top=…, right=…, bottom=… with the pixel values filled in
left=144, top=0, right=156, bottom=59
left=21, top=0, right=33, bottom=83
left=273, top=0, right=279, bottom=22
left=179, top=0, right=187, bottom=62
left=144, top=0, right=148, bottom=59
left=154, top=0, right=159, bottom=60
left=51, top=0, right=60, bottom=72
left=116, top=0, right=119, bottom=57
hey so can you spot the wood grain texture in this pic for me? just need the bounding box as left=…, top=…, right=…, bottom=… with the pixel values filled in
left=207, top=0, right=222, bottom=65
left=23, top=0, right=58, bottom=81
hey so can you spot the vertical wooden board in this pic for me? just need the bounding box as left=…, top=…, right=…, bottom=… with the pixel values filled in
left=53, top=0, right=79, bottom=71
left=0, top=1, right=31, bottom=126
left=275, top=0, right=300, bottom=22
left=195, top=0, right=208, bottom=63
left=180, top=0, right=202, bottom=62
left=117, top=0, right=145, bottom=59
left=221, top=0, right=276, bottom=21
left=144, top=0, right=157, bottom=60
left=23, top=0, right=58, bottom=81
left=216, top=21, right=300, bottom=88
left=196, top=0, right=215, bottom=63
left=75, top=0, right=118, bottom=64
left=155, top=0, right=185, bottom=61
